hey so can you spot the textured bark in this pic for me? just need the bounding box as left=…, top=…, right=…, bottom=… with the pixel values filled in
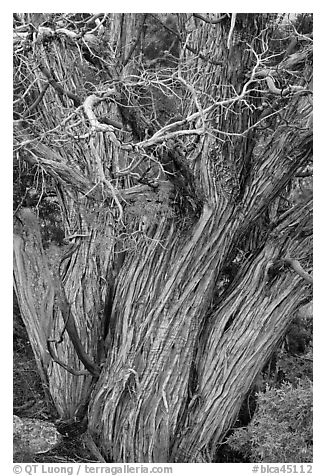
left=13, top=13, right=312, bottom=462
left=89, top=204, right=238, bottom=462
left=13, top=210, right=54, bottom=385
left=13, top=206, right=114, bottom=418
left=88, top=195, right=312, bottom=462
left=171, top=199, right=312, bottom=462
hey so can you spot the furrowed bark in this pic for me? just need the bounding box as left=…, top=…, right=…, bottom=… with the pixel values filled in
left=13, top=13, right=312, bottom=462
left=13, top=206, right=114, bottom=418
left=89, top=206, right=239, bottom=461
left=171, top=197, right=312, bottom=462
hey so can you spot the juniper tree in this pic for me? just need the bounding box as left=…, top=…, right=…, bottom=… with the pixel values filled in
left=13, top=13, right=312, bottom=462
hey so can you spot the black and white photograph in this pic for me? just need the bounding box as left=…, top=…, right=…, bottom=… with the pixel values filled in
left=12, top=10, right=313, bottom=469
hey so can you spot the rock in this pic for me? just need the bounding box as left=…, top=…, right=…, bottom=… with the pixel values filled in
left=13, top=415, right=62, bottom=455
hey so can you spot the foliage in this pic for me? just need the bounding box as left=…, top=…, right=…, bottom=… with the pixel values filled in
left=260, top=309, right=313, bottom=386
left=221, top=304, right=312, bottom=463
left=275, top=313, right=313, bottom=384
left=226, top=379, right=312, bottom=463
left=275, top=348, right=312, bottom=385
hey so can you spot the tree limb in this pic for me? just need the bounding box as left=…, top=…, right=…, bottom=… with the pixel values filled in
left=122, top=13, right=147, bottom=66
left=193, top=13, right=227, bottom=24
left=227, top=13, right=237, bottom=50
left=23, top=83, right=49, bottom=117
left=47, top=341, right=93, bottom=377
left=150, top=14, right=223, bottom=66
left=38, top=64, right=81, bottom=107
left=50, top=268, right=101, bottom=377
left=283, top=257, right=312, bottom=284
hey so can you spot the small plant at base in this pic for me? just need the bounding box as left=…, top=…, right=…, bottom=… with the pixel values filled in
left=226, top=379, right=312, bottom=463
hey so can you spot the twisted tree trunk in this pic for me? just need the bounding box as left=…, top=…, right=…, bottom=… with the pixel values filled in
left=13, top=13, right=312, bottom=462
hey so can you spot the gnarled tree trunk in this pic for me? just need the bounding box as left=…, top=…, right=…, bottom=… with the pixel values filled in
left=13, top=13, right=312, bottom=462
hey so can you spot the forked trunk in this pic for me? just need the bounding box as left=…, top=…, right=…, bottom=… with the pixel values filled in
left=88, top=196, right=311, bottom=462
left=13, top=13, right=312, bottom=463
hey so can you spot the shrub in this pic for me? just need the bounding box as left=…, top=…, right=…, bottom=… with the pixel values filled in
left=226, top=379, right=312, bottom=462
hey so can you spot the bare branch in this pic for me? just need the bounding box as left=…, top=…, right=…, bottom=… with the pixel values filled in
left=87, top=14, right=108, bottom=34
left=227, top=14, right=237, bottom=50
left=47, top=341, right=92, bottom=377
left=122, top=14, right=147, bottom=66
left=283, top=257, right=312, bottom=284
left=85, top=13, right=105, bottom=25
left=103, top=179, right=124, bottom=223
left=23, top=83, right=49, bottom=117
left=82, top=93, right=125, bottom=148
left=38, top=64, right=81, bottom=107
left=263, top=75, right=306, bottom=96
left=295, top=169, right=312, bottom=178
left=193, top=13, right=227, bottom=24
left=149, top=14, right=223, bottom=66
